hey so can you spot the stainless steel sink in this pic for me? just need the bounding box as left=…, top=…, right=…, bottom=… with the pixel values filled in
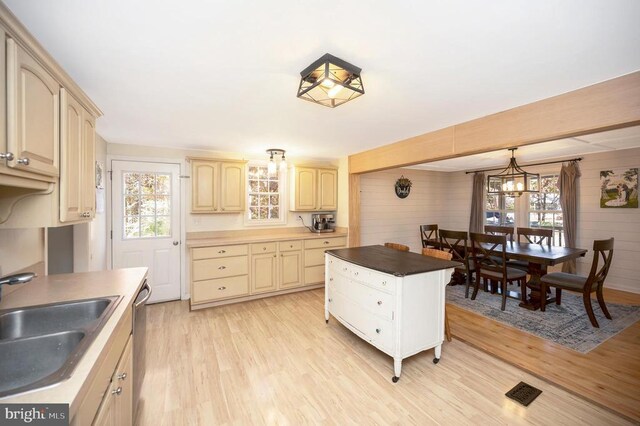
left=0, top=297, right=115, bottom=340
left=0, top=331, right=85, bottom=396
left=0, top=296, right=122, bottom=398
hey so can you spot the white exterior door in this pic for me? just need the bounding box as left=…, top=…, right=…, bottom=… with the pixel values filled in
left=112, top=161, right=181, bottom=303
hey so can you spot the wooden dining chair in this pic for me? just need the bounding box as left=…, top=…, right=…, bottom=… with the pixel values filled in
left=484, top=225, right=515, bottom=243
left=438, top=229, right=475, bottom=299
left=469, top=233, right=527, bottom=311
left=420, top=224, right=439, bottom=248
left=422, top=248, right=453, bottom=342
left=385, top=242, right=410, bottom=252
left=508, top=227, right=554, bottom=272
left=540, top=238, right=614, bottom=327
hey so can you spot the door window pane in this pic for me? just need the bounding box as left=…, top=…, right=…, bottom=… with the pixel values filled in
left=122, top=172, right=171, bottom=239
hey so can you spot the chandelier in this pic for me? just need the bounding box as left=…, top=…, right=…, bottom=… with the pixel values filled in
left=297, top=53, right=364, bottom=108
left=487, top=148, right=540, bottom=196
left=266, top=149, right=286, bottom=175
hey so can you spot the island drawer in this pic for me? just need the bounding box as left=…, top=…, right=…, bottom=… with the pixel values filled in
left=305, top=237, right=347, bottom=249
left=328, top=275, right=393, bottom=320
left=251, top=242, right=277, bottom=254
left=192, top=275, right=249, bottom=303
left=192, top=256, right=248, bottom=281
left=192, top=244, right=248, bottom=260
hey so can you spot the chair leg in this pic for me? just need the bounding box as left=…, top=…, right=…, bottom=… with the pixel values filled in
left=500, top=281, right=507, bottom=311
left=596, top=284, right=612, bottom=320
left=471, top=273, right=481, bottom=300
left=464, top=270, right=471, bottom=299
left=583, top=291, right=599, bottom=328
left=556, top=288, right=562, bottom=305
left=444, top=309, right=452, bottom=342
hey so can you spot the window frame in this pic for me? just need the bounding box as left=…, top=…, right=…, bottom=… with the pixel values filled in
left=244, top=161, right=287, bottom=226
left=526, top=173, right=564, bottom=246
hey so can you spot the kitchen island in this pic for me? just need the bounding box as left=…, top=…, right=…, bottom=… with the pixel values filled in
left=325, top=245, right=460, bottom=382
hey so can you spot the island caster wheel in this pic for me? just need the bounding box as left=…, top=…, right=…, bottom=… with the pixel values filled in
left=433, top=357, right=440, bottom=364
left=392, top=376, right=400, bottom=383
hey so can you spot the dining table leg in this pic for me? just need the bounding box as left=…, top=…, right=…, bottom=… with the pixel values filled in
left=519, top=262, right=551, bottom=311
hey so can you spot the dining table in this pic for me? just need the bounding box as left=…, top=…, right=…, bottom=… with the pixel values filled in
left=427, top=239, right=588, bottom=311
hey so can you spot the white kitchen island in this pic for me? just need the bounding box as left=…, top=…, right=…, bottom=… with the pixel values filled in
left=325, top=245, right=460, bottom=382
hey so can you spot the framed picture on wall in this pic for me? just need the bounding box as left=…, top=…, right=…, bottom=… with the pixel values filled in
left=600, top=168, right=638, bottom=208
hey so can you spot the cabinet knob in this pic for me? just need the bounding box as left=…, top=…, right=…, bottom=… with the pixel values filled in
left=329, top=277, right=333, bottom=281
left=354, top=271, right=358, bottom=276
left=273, top=254, right=276, bottom=257
left=290, top=245, right=293, bottom=248
left=328, top=298, right=332, bottom=302
left=263, top=247, right=266, bottom=251
left=221, top=207, right=225, bottom=211
left=218, top=286, right=226, bottom=290
left=0, top=152, right=14, bottom=161
left=111, top=387, right=122, bottom=395
left=173, top=241, right=179, bottom=246
left=17, top=157, right=30, bottom=166
left=343, top=267, right=347, bottom=271
left=218, top=266, right=226, bottom=270
left=323, top=241, right=329, bottom=245
left=382, top=281, right=387, bottom=286
left=377, top=300, right=382, bottom=305
left=218, top=250, right=226, bottom=254
left=376, top=328, right=381, bottom=334
left=117, top=372, right=127, bottom=381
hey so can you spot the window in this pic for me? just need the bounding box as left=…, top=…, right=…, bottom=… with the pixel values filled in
left=247, top=164, right=285, bottom=224
left=123, top=172, right=171, bottom=239
left=528, top=174, right=563, bottom=246
left=485, top=193, right=515, bottom=226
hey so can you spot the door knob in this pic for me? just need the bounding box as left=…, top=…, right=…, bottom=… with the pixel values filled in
left=0, top=152, right=14, bottom=161
left=111, top=387, right=122, bottom=395
left=117, top=372, right=127, bottom=380
left=17, top=157, right=30, bottom=166
left=173, top=241, right=179, bottom=246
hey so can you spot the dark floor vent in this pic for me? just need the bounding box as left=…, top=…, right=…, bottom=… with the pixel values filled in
left=505, top=381, right=542, bottom=406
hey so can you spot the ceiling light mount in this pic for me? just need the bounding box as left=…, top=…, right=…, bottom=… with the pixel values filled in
left=487, top=148, right=540, bottom=196
left=266, top=148, right=286, bottom=174
left=297, top=53, right=364, bottom=108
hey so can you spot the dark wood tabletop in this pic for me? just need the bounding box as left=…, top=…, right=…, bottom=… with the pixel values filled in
left=326, top=245, right=462, bottom=277
left=427, top=239, right=587, bottom=266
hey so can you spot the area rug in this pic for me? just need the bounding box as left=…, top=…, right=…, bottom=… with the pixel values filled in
left=446, top=284, right=640, bottom=353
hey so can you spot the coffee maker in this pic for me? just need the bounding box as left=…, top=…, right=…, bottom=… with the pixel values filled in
left=310, top=213, right=335, bottom=233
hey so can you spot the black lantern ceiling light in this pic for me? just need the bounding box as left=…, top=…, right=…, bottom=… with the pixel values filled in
left=297, top=53, right=364, bottom=108
left=266, top=149, right=286, bottom=175
left=487, top=148, right=540, bottom=196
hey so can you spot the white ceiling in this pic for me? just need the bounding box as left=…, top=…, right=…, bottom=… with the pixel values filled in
left=4, top=0, right=640, bottom=160
left=406, top=125, right=640, bottom=172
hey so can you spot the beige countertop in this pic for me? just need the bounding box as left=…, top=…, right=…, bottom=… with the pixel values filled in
left=0, top=267, right=148, bottom=418
left=186, top=229, right=348, bottom=248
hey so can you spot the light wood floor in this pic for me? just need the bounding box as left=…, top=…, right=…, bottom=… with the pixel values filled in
left=447, top=287, right=640, bottom=423
left=136, top=289, right=633, bottom=425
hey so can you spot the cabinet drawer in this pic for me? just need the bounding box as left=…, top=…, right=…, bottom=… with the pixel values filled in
left=192, top=275, right=249, bottom=303
left=304, top=237, right=346, bottom=249
left=304, top=265, right=325, bottom=284
left=251, top=242, right=277, bottom=254
left=192, top=256, right=248, bottom=281
left=192, top=244, right=248, bottom=260
left=304, top=247, right=328, bottom=267
left=279, top=240, right=302, bottom=252
left=328, top=275, right=394, bottom=320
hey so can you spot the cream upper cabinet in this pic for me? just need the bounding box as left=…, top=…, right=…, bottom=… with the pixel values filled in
left=191, top=158, right=246, bottom=213
left=318, top=168, right=338, bottom=210
left=290, top=166, right=338, bottom=211
left=60, top=89, right=96, bottom=222
left=5, top=38, right=60, bottom=178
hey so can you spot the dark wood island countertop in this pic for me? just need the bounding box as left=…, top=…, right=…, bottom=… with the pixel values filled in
left=326, top=245, right=462, bottom=277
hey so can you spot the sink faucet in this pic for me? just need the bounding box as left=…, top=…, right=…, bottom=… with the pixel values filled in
left=0, top=272, right=36, bottom=301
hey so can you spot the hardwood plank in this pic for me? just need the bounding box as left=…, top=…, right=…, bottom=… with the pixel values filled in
left=136, top=289, right=633, bottom=425
left=447, top=287, right=640, bottom=423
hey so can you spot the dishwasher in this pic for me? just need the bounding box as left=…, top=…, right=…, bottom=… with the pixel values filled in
left=133, top=280, right=151, bottom=420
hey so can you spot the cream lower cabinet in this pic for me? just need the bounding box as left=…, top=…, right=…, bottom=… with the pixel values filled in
left=60, top=88, right=96, bottom=222
left=93, top=336, right=133, bottom=426
left=190, top=158, right=246, bottom=213
left=304, top=236, right=347, bottom=284
left=190, top=236, right=344, bottom=308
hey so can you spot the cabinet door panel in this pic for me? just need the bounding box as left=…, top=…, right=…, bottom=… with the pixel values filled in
left=280, top=251, right=303, bottom=288
left=294, top=167, right=316, bottom=210
left=220, top=162, right=245, bottom=212
left=318, top=169, right=337, bottom=210
left=6, top=39, right=60, bottom=177
left=60, top=90, right=83, bottom=222
left=251, top=253, right=277, bottom=294
left=81, top=111, right=96, bottom=217
left=191, top=161, right=218, bottom=212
